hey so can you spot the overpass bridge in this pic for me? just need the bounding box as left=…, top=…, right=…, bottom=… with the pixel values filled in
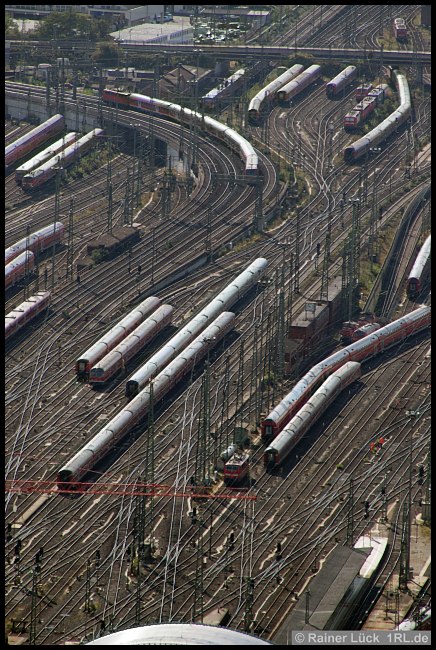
left=118, top=43, right=431, bottom=66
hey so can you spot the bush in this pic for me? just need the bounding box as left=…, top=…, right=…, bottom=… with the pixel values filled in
left=91, top=249, right=109, bottom=264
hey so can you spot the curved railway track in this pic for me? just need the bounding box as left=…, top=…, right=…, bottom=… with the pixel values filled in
left=5, top=43, right=431, bottom=642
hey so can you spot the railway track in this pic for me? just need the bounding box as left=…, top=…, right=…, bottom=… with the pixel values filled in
left=4, top=41, right=431, bottom=642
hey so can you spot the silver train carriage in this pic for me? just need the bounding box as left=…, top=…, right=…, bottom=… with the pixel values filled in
left=5, top=113, right=65, bottom=168
left=22, top=128, right=105, bottom=190
left=57, top=312, right=235, bottom=488
left=76, top=296, right=161, bottom=380
left=5, top=291, right=51, bottom=340
left=264, top=361, right=361, bottom=467
left=261, top=306, right=431, bottom=439
left=407, top=235, right=431, bottom=300
left=89, top=304, right=173, bottom=384
left=343, top=70, right=411, bottom=162
left=125, top=257, right=268, bottom=397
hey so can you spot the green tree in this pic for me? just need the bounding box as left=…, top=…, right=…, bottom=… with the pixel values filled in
left=5, top=12, right=20, bottom=38
left=92, top=43, right=120, bottom=66
left=33, top=10, right=111, bottom=41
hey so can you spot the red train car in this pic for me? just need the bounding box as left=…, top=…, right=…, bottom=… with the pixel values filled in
left=5, top=250, right=35, bottom=289
left=5, top=291, right=51, bottom=340
left=5, top=114, right=65, bottom=168
left=223, top=453, right=250, bottom=485
left=355, top=84, right=373, bottom=101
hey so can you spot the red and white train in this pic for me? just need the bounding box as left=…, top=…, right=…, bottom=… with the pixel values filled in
left=5, top=222, right=65, bottom=266
left=264, top=362, right=362, bottom=467
left=223, top=452, right=250, bottom=484
left=89, top=304, right=173, bottom=385
left=393, top=18, right=408, bottom=42
left=5, top=291, right=51, bottom=341
left=407, top=235, right=431, bottom=300
left=344, top=96, right=377, bottom=130
left=22, top=128, right=104, bottom=190
left=58, top=312, right=235, bottom=489
left=76, top=295, right=162, bottom=381
left=355, top=84, right=373, bottom=101
left=261, top=306, right=431, bottom=440
left=351, top=322, right=380, bottom=342
left=5, top=250, right=34, bottom=289
left=5, top=114, right=65, bottom=169
left=102, top=89, right=258, bottom=176
left=15, top=133, right=77, bottom=184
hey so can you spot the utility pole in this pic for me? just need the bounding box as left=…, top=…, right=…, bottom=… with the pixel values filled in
left=52, top=169, right=62, bottom=290
left=196, top=364, right=211, bottom=486
left=346, top=478, right=354, bottom=545
left=243, top=500, right=255, bottom=632
left=192, top=512, right=204, bottom=622
left=66, top=199, right=74, bottom=279
left=294, top=209, right=300, bottom=293
left=234, top=340, right=245, bottom=438
left=124, top=168, right=131, bottom=224
left=276, top=289, right=285, bottom=383
left=29, top=565, right=41, bottom=645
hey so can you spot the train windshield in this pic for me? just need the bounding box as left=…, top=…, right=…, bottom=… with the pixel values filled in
left=90, top=368, right=104, bottom=378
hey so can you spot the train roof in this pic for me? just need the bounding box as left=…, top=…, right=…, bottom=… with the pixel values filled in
left=278, top=64, right=321, bottom=95
left=248, top=64, right=304, bottom=111
left=23, top=129, right=104, bottom=178
left=15, top=133, right=77, bottom=174
left=5, top=291, right=51, bottom=319
left=202, top=68, right=245, bottom=100
left=327, top=65, right=357, bottom=86
left=409, top=235, right=431, bottom=280
left=5, top=114, right=64, bottom=155
left=354, top=536, right=388, bottom=579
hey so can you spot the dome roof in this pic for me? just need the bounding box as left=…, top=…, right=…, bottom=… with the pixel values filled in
left=86, top=623, right=273, bottom=645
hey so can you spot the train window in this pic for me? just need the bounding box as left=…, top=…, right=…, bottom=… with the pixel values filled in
left=265, top=425, right=273, bottom=436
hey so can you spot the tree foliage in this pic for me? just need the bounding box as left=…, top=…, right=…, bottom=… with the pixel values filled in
left=91, top=42, right=120, bottom=66
left=5, top=12, right=20, bottom=38
left=33, top=10, right=112, bottom=40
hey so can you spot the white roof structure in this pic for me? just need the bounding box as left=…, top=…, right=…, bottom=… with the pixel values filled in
left=86, top=623, right=273, bottom=645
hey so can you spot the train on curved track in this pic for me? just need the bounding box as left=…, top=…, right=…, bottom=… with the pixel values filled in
left=261, top=306, right=431, bottom=442
left=248, top=64, right=304, bottom=122
left=343, top=69, right=411, bottom=162
left=407, top=235, right=431, bottom=300
left=264, top=362, right=361, bottom=468
left=102, top=89, right=258, bottom=177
